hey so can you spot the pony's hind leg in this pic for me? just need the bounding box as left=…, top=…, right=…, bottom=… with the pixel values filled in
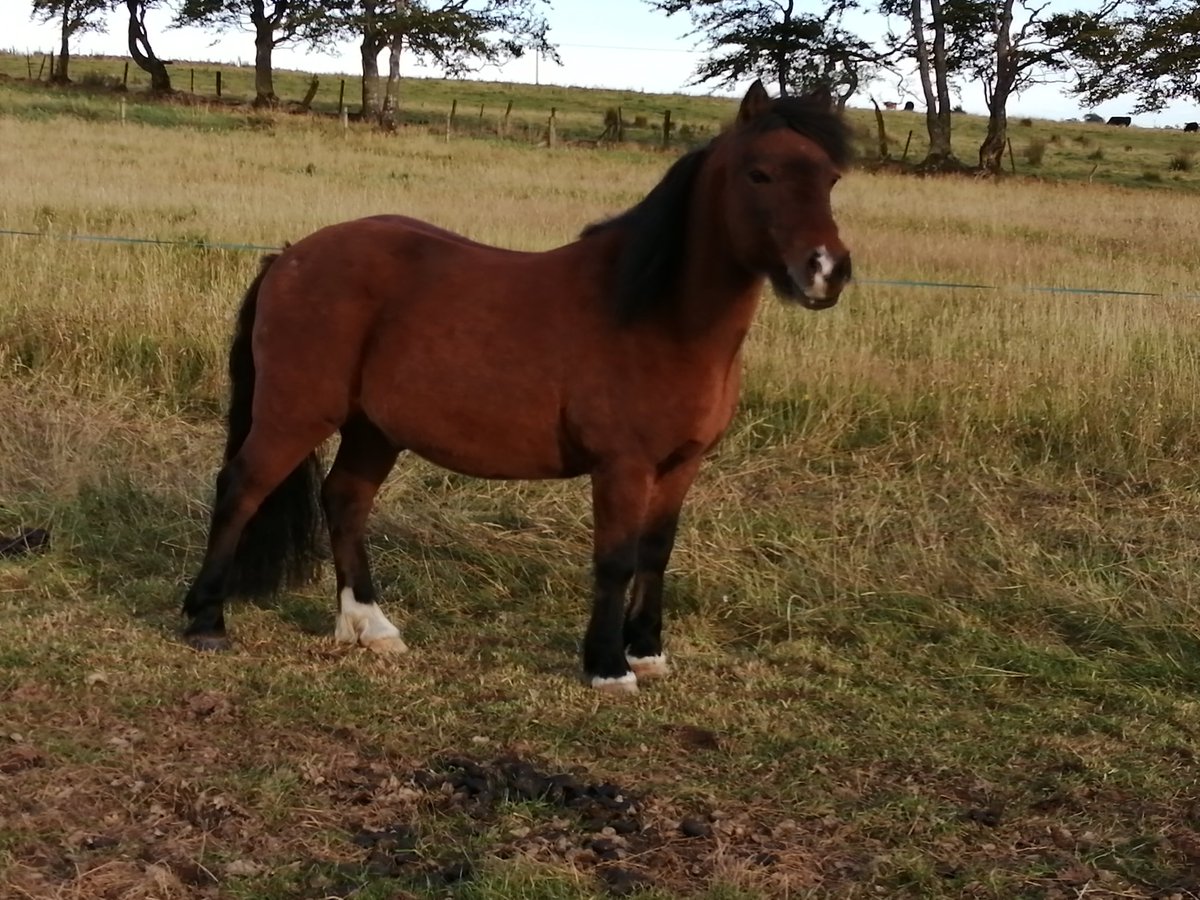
left=183, top=424, right=330, bottom=650
left=323, top=416, right=406, bottom=655
left=182, top=461, right=248, bottom=651
left=624, top=458, right=702, bottom=679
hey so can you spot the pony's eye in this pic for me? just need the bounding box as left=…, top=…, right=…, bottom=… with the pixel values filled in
left=748, top=168, right=772, bottom=184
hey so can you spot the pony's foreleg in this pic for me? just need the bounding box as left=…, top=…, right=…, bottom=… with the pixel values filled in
left=322, top=417, right=406, bottom=655
left=624, top=458, right=703, bottom=679
left=584, top=463, right=653, bottom=693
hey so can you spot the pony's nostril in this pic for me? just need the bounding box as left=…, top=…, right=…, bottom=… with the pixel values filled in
left=833, top=254, right=852, bottom=283
left=806, top=249, right=824, bottom=277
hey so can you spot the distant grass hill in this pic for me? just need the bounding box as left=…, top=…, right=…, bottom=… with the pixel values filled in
left=4, top=50, right=1200, bottom=192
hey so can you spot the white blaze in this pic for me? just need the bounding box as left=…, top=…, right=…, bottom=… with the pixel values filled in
left=808, top=245, right=836, bottom=299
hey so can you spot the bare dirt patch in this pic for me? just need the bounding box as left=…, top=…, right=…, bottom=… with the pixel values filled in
left=5, top=685, right=1198, bottom=900
left=1, top=683, right=813, bottom=898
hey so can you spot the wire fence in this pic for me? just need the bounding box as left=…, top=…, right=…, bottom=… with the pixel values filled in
left=1, top=226, right=1194, bottom=301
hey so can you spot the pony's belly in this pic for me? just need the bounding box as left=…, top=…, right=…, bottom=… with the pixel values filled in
left=376, top=404, right=577, bottom=479
left=362, top=361, right=579, bottom=479
left=406, top=439, right=575, bottom=481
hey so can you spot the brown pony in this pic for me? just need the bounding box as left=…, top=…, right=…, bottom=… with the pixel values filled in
left=181, top=80, right=853, bottom=693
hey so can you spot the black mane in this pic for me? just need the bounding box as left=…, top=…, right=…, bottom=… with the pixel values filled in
left=581, top=95, right=853, bottom=323
left=750, top=95, right=854, bottom=168
left=580, top=148, right=709, bottom=323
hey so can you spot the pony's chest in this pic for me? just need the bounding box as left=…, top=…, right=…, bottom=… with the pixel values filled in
left=641, top=363, right=743, bottom=458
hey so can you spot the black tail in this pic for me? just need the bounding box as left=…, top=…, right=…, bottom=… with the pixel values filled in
left=223, top=253, right=325, bottom=598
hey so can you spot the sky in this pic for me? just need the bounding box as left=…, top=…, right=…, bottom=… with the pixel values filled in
left=4, top=0, right=1198, bottom=127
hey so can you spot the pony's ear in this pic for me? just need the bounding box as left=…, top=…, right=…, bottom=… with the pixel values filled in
left=801, top=83, right=834, bottom=111
left=737, top=79, right=772, bottom=123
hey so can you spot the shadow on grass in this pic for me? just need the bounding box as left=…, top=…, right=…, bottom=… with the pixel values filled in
left=56, top=475, right=583, bottom=664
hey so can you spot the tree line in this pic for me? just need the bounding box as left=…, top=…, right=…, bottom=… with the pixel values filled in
left=30, top=0, right=1200, bottom=172
left=32, top=0, right=556, bottom=128
left=650, top=0, right=1200, bottom=173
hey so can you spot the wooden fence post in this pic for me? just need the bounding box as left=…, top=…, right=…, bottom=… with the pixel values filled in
left=190, top=68, right=195, bottom=93
left=548, top=107, right=557, bottom=148
left=901, top=129, right=913, bottom=161
left=300, top=74, right=319, bottom=110
left=37, top=54, right=46, bottom=81
left=122, top=61, right=129, bottom=89
left=870, top=98, right=889, bottom=159
left=337, top=79, right=346, bottom=115
left=1007, top=137, right=1016, bottom=173
left=25, top=55, right=32, bottom=78
left=502, top=99, right=513, bottom=137
left=216, top=70, right=222, bottom=98
left=616, top=106, right=625, bottom=142
left=662, top=109, right=672, bottom=148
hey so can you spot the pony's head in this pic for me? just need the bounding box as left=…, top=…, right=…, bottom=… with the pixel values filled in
left=715, top=80, right=853, bottom=310
left=582, top=81, right=853, bottom=321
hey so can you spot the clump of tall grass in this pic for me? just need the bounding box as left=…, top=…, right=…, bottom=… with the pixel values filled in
left=1169, top=149, right=1195, bottom=171
left=1023, top=137, right=1048, bottom=166
left=78, top=70, right=124, bottom=90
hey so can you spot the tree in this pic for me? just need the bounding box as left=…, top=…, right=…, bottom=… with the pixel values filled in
left=789, top=19, right=882, bottom=110
left=353, top=0, right=390, bottom=118
left=123, top=0, right=173, bottom=92
left=948, top=0, right=1081, bottom=173
left=881, top=0, right=986, bottom=167
left=31, top=0, right=109, bottom=83
left=321, top=0, right=556, bottom=123
left=645, top=0, right=880, bottom=106
left=175, top=0, right=324, bottom=106
left=1047, top=0, right=1191, bottom=113
left=882, top=0, right=1107, bottom=173
left=890, top=0, right=958, bottom=165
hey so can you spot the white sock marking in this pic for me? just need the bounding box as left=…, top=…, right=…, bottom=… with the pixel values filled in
left=626, top=653, right=669, bottom=677
left=335, top=587, right=406, bottom=652
left=590, top=671, right=638, bottom=693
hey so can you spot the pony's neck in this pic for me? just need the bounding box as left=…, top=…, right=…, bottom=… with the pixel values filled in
left=671, top=159, right=764, bottom=339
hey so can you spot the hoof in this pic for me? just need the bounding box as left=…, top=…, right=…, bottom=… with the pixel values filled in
left=627, top=653, right=669, bottom=679
left=590, top=672, right=638, bottom=694
left=362, top=635, right=409, bottom=656
left=185, top=634, right=231, bottom=653
left=336, top=589, right=405, bottom=655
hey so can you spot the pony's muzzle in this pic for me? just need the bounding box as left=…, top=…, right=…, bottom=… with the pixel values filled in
left=790, top=245, right=852, bottom=309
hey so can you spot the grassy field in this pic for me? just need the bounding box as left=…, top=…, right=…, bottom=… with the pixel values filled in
left=3, top=65, right=1200, bottom=899
left=5, top=49, right=1200, bottom=192
left=0, top=50, right=732, bottom=150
